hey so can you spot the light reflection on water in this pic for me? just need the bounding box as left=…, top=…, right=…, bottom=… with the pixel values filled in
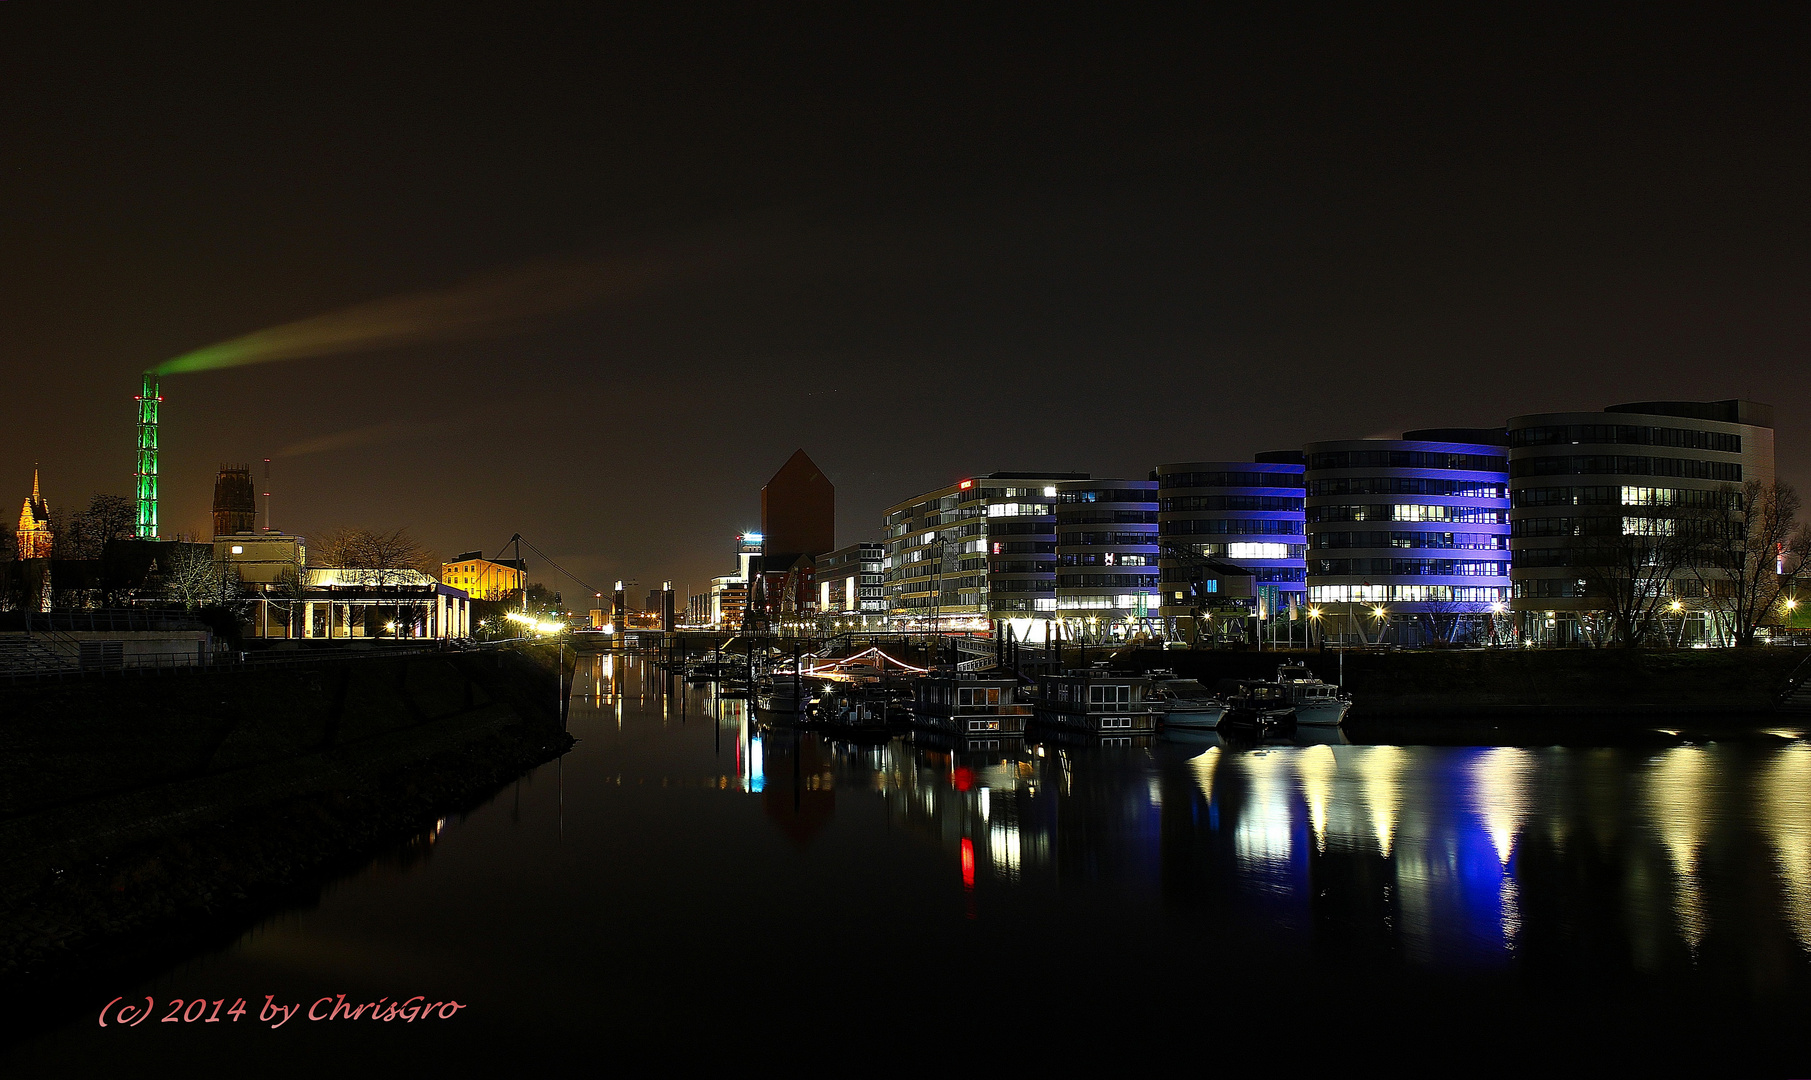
left=588, top=669, right=1811, bottom=986
left=17, top=654, right=1811, bottom=1073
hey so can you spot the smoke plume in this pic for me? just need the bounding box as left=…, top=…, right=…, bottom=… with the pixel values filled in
left=151, top=255, right=673, bottom=376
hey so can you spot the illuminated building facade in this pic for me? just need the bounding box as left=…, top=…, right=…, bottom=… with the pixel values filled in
left=1507, top=400, right=1775, bottom=644
left=1053, top=478, right=1160, bottom=640
left=706, top=533, right=762, bottom=628
left=1304, top=430, right=1511, bottom=645
left=215, top=533, right=306, bottom=584
left=1155, top=456, right=1306, bottom=642
left=441, top=551, right=526, bottom=601
left=240, top=568, right=470, bottom=641
left=816, top=542, right=886, bottom=627
left=882, top=472, right=1087, bottom=637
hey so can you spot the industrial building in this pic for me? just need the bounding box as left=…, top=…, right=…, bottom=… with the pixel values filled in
left=442, top=551, right=527, bottom=602
left=752, top=450, right=835, bottom=623
left=212, top=464, right=258, bottom=536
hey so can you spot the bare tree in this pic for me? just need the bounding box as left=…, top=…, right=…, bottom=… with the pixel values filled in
left=1565, top=513, right=1700, bottom=648
left=164, top=543, right=240, bottom=609
left=313, top=527, right=435, bottom=584
left=313, top=527, right=437, bottom=637
left=1690, top=480, right=1811, bottom=647
left=66, top=494, right=137, bottom=560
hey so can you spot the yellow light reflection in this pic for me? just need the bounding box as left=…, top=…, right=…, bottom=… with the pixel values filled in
left=1762, top=746, right=1811, bottom=950
left=1234, top=751, right=1294, bottom=872
left=1189, top=746, right=1220, bottom=805
left=1356, top=745, right=1404, bottom=858
left=1295, top=745, right=1337, bottom=853
left=1646, top=747, right=1713, bottom=951
left=1470, top=747, right=1534, bottom=866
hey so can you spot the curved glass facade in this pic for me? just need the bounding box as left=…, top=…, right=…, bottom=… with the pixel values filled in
left=1054, top=478, right=1160, bottom=639
left=1506, top=400, right=1775, bottom=644
left=1304, top=432, right=1510, bottom=645
left=1155, top=458, right=1306, bottom=643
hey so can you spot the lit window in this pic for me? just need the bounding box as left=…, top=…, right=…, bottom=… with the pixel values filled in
left=1227, top=542, right=1290, bottom=559
left=230, top=545, right=243, bottom=554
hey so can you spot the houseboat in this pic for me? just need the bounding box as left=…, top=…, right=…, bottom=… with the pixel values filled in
left=1032, top=671, right=1162, bottom=735
left=912, top=674, right=1034, bottom=737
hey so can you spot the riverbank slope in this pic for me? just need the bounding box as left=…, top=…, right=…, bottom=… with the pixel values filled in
left=0, top=644, right=575, bottom=994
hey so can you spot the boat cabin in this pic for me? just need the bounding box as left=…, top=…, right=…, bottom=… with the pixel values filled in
left=913, top=675, right=1033, bottom=735
left=1034, top=672, right=1161, bottom=734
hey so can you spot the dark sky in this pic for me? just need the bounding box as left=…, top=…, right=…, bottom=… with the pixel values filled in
left=2, top=4, right=1807, bottom=600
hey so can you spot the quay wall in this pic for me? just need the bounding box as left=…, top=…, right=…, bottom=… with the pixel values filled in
left=1117, top=646, right=1809, bottom=718
left=0, top=645, right=575, bottom=988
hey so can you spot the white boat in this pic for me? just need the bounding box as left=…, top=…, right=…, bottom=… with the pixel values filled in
left=1152, top=678, right=1227, bottom=729
left=1273, top=664, right=1350, bottom=727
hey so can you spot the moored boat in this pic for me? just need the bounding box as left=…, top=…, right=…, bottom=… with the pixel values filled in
left=1151, top=677, right=1226, bottom=729
left=1273, top=663, right=1351, bottom=727
left=912, top=674, right=1033, bottom=736
left=1032, top=671, right=1162, bottom=735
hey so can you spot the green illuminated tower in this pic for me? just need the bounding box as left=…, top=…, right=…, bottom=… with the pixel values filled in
left=135, top=373, right=160, bottom=538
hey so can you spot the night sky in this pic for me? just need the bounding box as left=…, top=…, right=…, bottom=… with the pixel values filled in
left=2, top=5, right=1807, bottom=600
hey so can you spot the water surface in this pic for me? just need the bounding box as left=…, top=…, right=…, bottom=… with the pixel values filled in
left=10, top=654, right=1811, bottom=1074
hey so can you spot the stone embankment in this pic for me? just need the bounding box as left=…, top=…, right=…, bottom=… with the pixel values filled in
left=0, top=644, right=575, bottom=991
left=1120, top=646, right=1811, bottom=721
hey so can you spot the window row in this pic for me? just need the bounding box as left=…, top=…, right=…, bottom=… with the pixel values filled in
left=1508, top=424, right=1742, bottom=453
left=1508, top=456, right=1743, bottom=481
left=1059, top=531, right=1160, bottom=547
left=1057, top=594, right=1165, bottom=611
left=1158, top=495, right=1305, bottom=512
left=1058, top=553, right=1154, bottom=566
left=1055, top=510, right=1160, bottom=524
left=1308, top=451, right=1506, bottom=472
left=1307, top=505, right=1508, bottom=524
left=1510, top=485, right=1742, bottom=510
left=1164, top=542, right=1307, bottom=560
left=986, top=502, right=1053, bottom=517
left=1157, top=471, right=1304, bottom=490
left=1309, top=559, right=1508, bottom=577
left=1306, top=478, right=1505, bottom=498
left=1161, top=518, right=1306, bottom=535
left=1058, top=489, right=1157, bottom=504
left=1305, top=584, right=1510, bottom=603
left=1056, top=574, right=1162, bottom=588
left=1309, top=531, right=1508, bottom=550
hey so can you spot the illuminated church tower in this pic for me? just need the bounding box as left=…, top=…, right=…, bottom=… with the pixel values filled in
left=17, top=468, right=52, bottom=559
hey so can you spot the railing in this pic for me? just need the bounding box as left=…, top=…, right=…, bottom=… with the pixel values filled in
left=1778, top=652, right=1811, bottom=709
left=16, top=609, right=208, bottom=633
